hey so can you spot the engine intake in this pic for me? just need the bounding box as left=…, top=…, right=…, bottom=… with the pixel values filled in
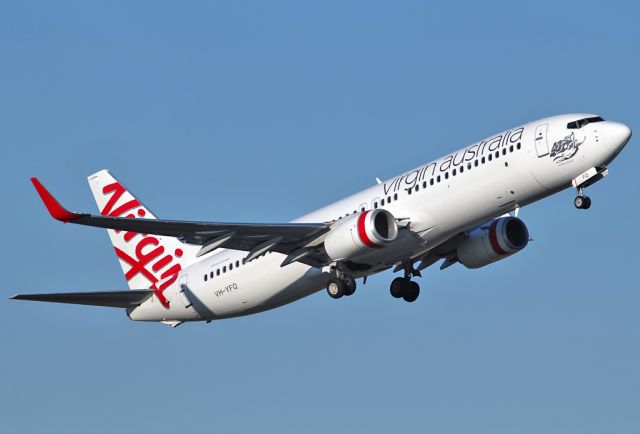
left=456, top=217, right=529, bottom=269
left=324, top=209, right=398, bottom=261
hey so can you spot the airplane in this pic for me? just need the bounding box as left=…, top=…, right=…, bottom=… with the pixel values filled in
left=11, top=114, right=631, bottom=327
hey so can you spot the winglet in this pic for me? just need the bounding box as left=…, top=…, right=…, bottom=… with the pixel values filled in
left=31, top=178, right=81, bottom=223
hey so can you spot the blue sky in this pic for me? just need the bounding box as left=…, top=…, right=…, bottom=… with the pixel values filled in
left=1, top=1, right=638, bottom=433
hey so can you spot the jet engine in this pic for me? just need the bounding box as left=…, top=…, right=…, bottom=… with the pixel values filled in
left=456, top=217, right=529, bottom=269
left=324, top=209, right=399, bottom=261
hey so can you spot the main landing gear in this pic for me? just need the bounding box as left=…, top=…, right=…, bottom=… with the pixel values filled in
left=325, top=261, right=421, bottom=302
left=326, top=275, right=357, bottom=299
left=390, top=276, right=420, bottom=302
left=389, top=261, right=421, bottom=302
left=574, top=187, right=591, bottom=210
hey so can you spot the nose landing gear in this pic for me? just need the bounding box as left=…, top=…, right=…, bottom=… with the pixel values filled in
left=574, top=192, right=591, bottom=210
left=572, top=167, right=608, bottom=210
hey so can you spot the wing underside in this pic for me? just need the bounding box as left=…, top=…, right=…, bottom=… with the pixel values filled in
left=31, top=177, right=331, bottom=267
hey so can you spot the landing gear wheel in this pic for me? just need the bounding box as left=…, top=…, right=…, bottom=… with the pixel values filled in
left=574, top=195, right=591, bottom=209
left=403, top=281, right=420, bottom=303
left=390, top=277, right=408, bottom=298
left=343, top=276, right=357, bottom=296
left=327, top=278, right=345, bottom=299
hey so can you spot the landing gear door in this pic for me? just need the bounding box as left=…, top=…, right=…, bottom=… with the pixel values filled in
left=178, top=274, right=192, bottom=309
left=535, top=123, right=550, bottom=157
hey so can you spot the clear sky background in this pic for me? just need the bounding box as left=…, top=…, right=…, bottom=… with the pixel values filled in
left=1, top=1, right=638, bottom=433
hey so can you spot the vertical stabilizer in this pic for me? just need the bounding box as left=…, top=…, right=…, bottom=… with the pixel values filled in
left=87, top=170, right=200, bottom=301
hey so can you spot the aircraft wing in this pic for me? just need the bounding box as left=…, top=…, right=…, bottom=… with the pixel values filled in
left=32, top=178, right=331, bottom=267
left=11, top=290, right=153, bottom=308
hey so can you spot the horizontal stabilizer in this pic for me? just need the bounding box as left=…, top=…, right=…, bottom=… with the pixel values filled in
left=10, top=290, right=153, bottom=308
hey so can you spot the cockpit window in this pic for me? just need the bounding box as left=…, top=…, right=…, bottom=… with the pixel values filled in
left=567, top=116, right=604, bottom=129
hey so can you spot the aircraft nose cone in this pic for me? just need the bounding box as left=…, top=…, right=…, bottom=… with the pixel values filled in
left=607, top=121, right=632, bottom=149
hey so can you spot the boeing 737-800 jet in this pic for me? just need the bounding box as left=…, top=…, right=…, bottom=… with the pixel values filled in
left=12, top=114, right=631, bottom=327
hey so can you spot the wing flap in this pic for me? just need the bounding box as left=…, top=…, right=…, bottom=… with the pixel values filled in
left=11, top=290, right=153, bottom=308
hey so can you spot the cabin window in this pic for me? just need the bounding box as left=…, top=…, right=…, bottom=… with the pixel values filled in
left=387, top=196, right=391, bottom=203
left=415, top=184, right=419, bottom=192
left=374, top=201, right=379, bottom=208
left=502, top=148, right=507, bottom=155
left=204, top=274, right=207, bottom=281
left=381, top=198, right=385, bottom=205
left=422, top=181, right=427, bottom=188
left=452, top=168, right=457, bottom=176
left=430, top=178, right=434, bottom=185
left=475, top=160, right=479, bottom=167
left=460, top=166, right=464, bottom=173
left=223, top=266, right=227, bottom=273
left=210, top=271, right=214, bottom=278
left=394, top=193, right=398, bottom=200
left=437, top=175, right=441, bottom=182
left=488, top=154, right=493, bottom=161
left=481, top=157, right=486, bottom=164
left=216, top=269, right=220, bottom=276
left=445, top=172, right=449, bottom=179
left=517, top=143, right=521, bottom=150
left=495, top=151, right=499, bottom=158
left=509, top=145, right=513, bottom=152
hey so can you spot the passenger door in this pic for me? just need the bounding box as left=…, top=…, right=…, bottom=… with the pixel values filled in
left=534, top=123, right=550, bottom=157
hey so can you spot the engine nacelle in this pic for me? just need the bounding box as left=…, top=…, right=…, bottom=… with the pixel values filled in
left=324, top=209, right=399, bottom=261
left=456, top=217, right=529, bottom=269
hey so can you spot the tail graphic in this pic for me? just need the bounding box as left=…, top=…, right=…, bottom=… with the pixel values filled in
left=87, top=170, right=199, bottom=307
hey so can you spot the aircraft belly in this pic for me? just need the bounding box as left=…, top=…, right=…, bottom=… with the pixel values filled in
left=193, top=256, right=324, bottom=319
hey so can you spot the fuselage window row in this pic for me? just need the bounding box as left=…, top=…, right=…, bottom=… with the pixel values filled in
left=203, top=257, right=263, bottom=282
left=409, top=141, right=522, bottom=194
left=203, top=142, right=525, bottom=282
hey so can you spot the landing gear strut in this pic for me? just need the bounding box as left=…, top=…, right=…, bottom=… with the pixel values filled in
left=574, top=187, right=591, bottom=210
left=572, top=167, right=607, bottom=210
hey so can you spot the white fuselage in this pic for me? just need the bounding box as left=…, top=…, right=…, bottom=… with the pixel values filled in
left=127, top=114, right=631, bottom=323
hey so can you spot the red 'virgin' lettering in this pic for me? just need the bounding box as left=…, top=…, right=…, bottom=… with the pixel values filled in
left=104, top=182, right=184, bottom=310
left=101, top=182, right=140, bottom=217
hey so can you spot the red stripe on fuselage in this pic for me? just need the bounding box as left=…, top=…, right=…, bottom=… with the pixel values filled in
left=488, top=220, right=507, bottom=255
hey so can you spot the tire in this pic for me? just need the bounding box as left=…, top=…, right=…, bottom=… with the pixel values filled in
left=343, top=276, right=357, bottom=296
left=403, top=281, right=420, bottom=303
left=390, top=277, right=407, bottom=298
left=327, top=278, right=345, bottom=299
left=574, top=196, right=585, bottom=209
left=583, top=196, right=592, bottom=209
